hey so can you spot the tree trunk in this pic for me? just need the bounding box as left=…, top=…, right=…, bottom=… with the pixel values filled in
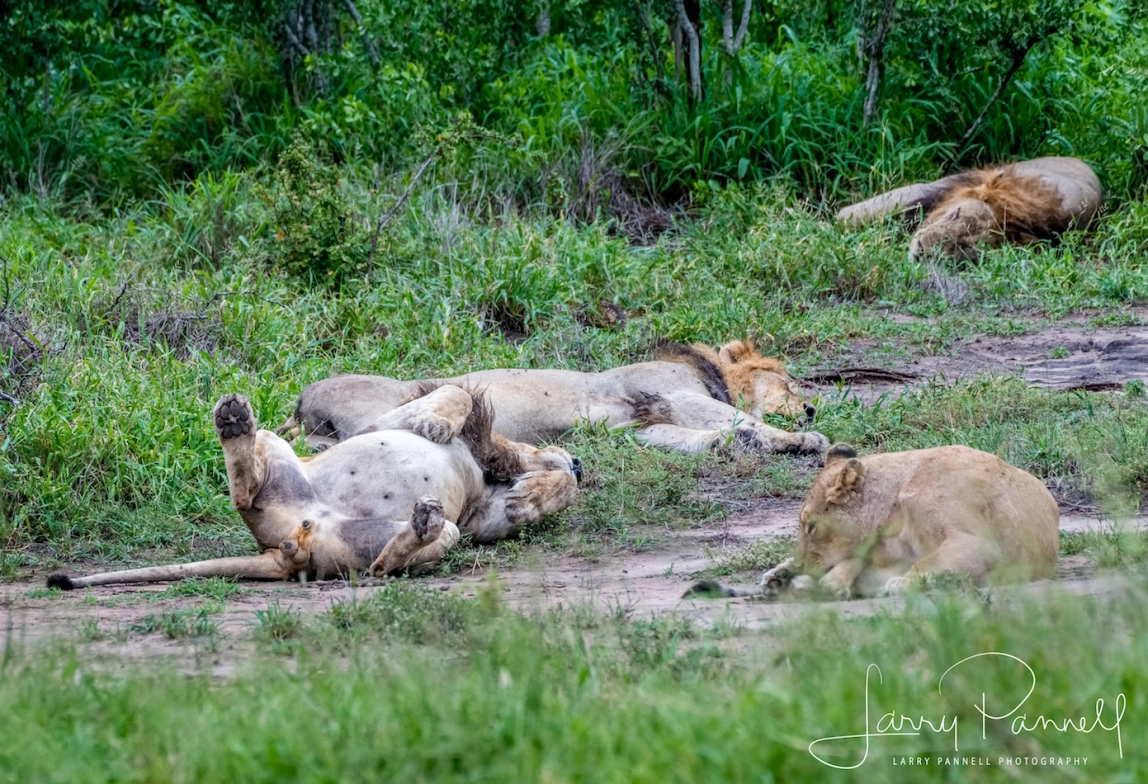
left=718, top=0, right=751, bottom=86
left=860, top=0, right=896, bottom=127
left=536, top=0, right=551, bottom=36
left=674, top=0, right=704, bottom=105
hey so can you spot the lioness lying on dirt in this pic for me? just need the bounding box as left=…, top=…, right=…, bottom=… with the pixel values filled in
left=48, top=386, right=581, bottom=589
left=281, top=340, right=829, bottom=457
left=702, top=444, right=1058, bottom=600
left=838, top=156, right=1102, bottom=260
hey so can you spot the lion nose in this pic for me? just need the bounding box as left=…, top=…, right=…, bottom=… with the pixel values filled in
left=804, top=404, right=816, bottom=419
left=571, top=457, right=583, bottom=483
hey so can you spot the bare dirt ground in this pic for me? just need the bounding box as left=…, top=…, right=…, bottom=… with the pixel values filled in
left=2, top=318, right=1145, bottom=668
left=3, top=502, right=1144, bottom=673
left=805, top=321, right=1148, bottom=402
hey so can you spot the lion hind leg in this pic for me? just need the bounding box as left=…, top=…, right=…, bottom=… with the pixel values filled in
left=359, top=385, right=472, bottom=443
left=214, top=393, right=270, bottom=511
left=369, top=498, right=461, bottom=577
left=883, top=532, right=1000, bottom=595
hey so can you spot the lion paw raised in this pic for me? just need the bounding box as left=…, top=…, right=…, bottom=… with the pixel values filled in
left=411, top=497, right=446, bottom=541
left=214, top=394, right=255, bottom=440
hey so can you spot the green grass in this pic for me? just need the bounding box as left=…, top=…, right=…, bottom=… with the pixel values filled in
left=1, top=180, right=1145, bottom=564
left=1, top=582, right=1145, bottom=782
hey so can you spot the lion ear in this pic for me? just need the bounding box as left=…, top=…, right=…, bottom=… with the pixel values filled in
left=719, top=339, right=754, bottom=365
left=826, top=458, right=864, bottom=505
left=824, top=443, right=857, bottom=465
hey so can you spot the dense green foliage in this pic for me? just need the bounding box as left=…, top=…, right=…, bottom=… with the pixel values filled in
left=3, top=0, right=1148, bottom=205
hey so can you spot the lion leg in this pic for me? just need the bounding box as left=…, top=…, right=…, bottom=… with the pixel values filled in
left=819, top=557, right=866, bottom=600
left=369, top=498, right=461, bottom=577
left=47, top=549, right=300, bottom=590
left=463, top=470, right=579, bottom=543
left=214, top=393, right=273, bottom=511
left=883, top=533, right=1000, bottom=595
left=641, top=393, right=828, bottom=456
left=353, top=385, right=473, bottom=443
left=633, top=423, right=729, bottom=454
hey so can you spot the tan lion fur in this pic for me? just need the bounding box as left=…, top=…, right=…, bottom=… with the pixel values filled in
left=837, top=156, right=1102, bottom=260
left=756, top=443, right=1059, bottom=598
left=282, top=339, right=828, bottom=458
left=48, top=385, right=581, bottom=590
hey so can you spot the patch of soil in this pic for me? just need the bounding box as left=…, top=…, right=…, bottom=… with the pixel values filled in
left=4, top=502, right=1144, bottom=669
left=806, top=323, right=1148, bottom=402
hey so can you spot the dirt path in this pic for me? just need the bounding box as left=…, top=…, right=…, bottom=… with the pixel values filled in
left=4, top=500, right=1143, bottom=669
left=806, top=323, right=1148, bottom=402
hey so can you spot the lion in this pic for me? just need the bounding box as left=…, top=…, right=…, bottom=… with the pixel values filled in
left=694, top=443, right=1058, bottom=600
left=280, top=340, right=829, bottom=458
left=837, top=157, right=1102, bottom=260
left=47, top=385, right=581, bottom=589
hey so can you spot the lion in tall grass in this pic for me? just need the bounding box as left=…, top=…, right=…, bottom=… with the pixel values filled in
left=280, top=339, right=828, bottom=458
left=838, top=157, right=1102, bottom=260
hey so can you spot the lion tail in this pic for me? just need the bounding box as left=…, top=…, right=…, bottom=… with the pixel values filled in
left=455, top=389, right=527, bottom=484
left=681, top=580, right=762, bottom=599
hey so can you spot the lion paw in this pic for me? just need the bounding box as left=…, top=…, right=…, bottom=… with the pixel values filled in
left=409, top=413, right=459, bottom=444
left=504, top=471, right=578, bottom=523
left=883, top=575, right=912, bottom=596
left=801, top=431, right=830, bottom=455
left=759, top=560, right=796, bottom=594
left=411, top=497, right=446, bottom=541
left=820, top=571, right=854, bottom=600
left=214, top=394, right=255, bottom=440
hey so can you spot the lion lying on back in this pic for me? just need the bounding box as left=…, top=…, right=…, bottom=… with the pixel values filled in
left=281, top=339, right=829, bottom=457
left=701, top=444, right=1058, bottom=599
left=838, top=156, right=1102, bottom=260
left=48, top=386, right=581, bottom=589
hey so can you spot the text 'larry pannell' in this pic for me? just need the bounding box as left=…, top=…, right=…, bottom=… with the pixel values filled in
left=807, top=653, right=1125, bottom=770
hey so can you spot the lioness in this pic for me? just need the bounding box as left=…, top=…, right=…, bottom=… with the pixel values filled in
left=754, top=444, right=1058, bottom=598
left=281, top=340, right=829, bottom=457
left=48, top=385, right=580, bottom=589
left=837, top=157, right=1102, bottom=260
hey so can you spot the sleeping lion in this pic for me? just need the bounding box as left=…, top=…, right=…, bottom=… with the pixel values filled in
left=694, top=443, right=1058, bottom=600
left=757, top=444, right=1059, bottom=598
left=838, top=156, right=1102, bottom=260
left=281, top=340, right=829, bottom=458
left=48, top=385, right=581, bottom=589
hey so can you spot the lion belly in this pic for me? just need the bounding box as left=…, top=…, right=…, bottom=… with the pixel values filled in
left=247, top=430, right=484, bottom=555
left=303, top=430, right=484, bottom=521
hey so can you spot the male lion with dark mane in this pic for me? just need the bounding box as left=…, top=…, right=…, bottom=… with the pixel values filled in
left=280, top=339, right=828, bottom=457
left=838, top=156, right=1102, bottom=260
left=48, top=385, right=581, bottom=589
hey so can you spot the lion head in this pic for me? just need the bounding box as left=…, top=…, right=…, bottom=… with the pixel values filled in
left=714, top=339, right=814, bottom=421
left=794, top=443, right=869, bottom=577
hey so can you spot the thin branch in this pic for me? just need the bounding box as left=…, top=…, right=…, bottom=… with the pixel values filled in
left=0, top=251, right=11, bottom=315
left=341, top=0, right=379, bottom=65
left=674, top=0, right=703, bottom=104
left=861, top=0, right=896, bottom=128
left=948, top=41, right=1038, bottom=167
left=732, top=0, right=752, bottom=52
left=366, top=151, right=439, bottom=275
